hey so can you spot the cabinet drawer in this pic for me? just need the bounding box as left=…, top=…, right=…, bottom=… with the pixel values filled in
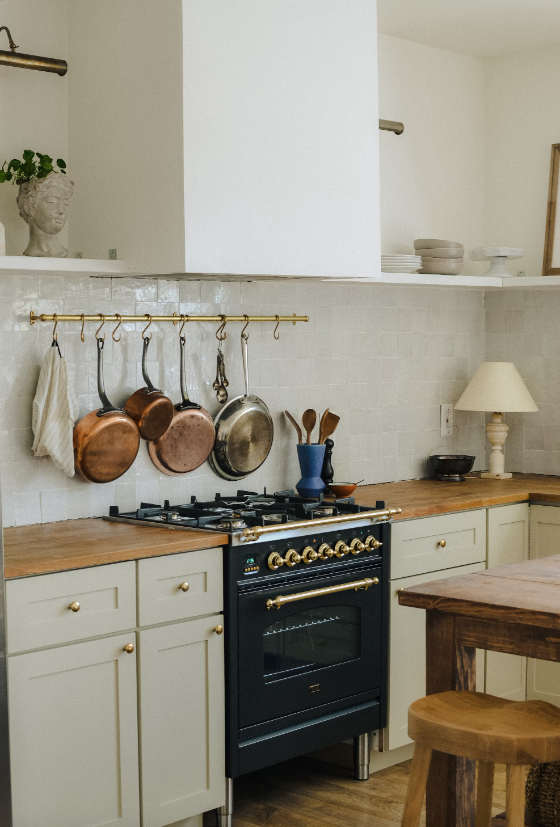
left=137, top=548, right=223, bottom=627
left=391, top=510, right=486, bottom=580
left=6, top=562, right=136, bottom=654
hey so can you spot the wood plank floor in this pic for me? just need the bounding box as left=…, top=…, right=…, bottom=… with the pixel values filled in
left=203, top=757, right=522, bottom=827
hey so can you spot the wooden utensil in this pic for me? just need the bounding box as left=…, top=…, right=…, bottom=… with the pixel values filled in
left=318, top=409, right=329, bottom=444
left=285, top=410, right=303, bottom=444
left=319, top=411, right=340, bottom=444
left=302, top=408, right=316, bottom=445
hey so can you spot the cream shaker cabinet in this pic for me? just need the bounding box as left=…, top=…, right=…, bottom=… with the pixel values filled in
left=6, top=548, right=225, bottom=827
left=485, top=504, right=529, bottom=701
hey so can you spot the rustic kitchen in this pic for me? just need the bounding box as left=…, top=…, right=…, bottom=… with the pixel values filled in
left=2, top=2, right=560, bottom=827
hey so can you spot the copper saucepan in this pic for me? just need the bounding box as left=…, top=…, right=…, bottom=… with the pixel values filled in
left=148, top=332, right=215, bottom=475
left=124, top=336, right=174, bottom=440
left=74, top=338, right=141, bottom=483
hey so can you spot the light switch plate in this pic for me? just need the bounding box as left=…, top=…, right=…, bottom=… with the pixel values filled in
left=440, top=403, right=454, bottom=436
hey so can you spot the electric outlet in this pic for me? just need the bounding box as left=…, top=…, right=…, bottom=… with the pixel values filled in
left=74, top=252, right=83, bottom=259
left=108, top=248, right=117, bottom=260
left=517, top=270, right=526, bottom=277
left=440, top=403, right=454, bottom=437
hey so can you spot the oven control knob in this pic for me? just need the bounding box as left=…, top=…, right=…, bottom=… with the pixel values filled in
left=318, top=543, right=335, bottom=560
left=335, top=541, right=350, bottom=558
left=285, top=549, right=302, bottom=567
left=365, top=536, right=382, bottom=551
left=268, top=552, right=286, bottom=570
left=302, top=546, right=318, bottom=564
left=350, top=538, right=365, bottom=554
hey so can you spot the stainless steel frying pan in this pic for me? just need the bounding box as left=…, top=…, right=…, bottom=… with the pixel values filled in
left=209, top=332, right=274, bottom=480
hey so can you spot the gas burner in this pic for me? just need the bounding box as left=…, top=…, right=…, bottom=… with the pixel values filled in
left=262, top=513, right=284, bottom=523
left=215, top=519, right=247, bottom=530
left=310, top=507, right=335, bottom=518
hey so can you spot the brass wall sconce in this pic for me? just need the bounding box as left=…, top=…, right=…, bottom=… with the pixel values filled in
left=0, top=26, right=67, bottom=75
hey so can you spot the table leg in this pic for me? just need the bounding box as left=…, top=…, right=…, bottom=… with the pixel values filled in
left=425, top=610, right=476, bottom=827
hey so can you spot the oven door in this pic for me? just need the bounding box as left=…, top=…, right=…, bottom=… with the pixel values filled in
left=237, top=563, right=383, bottom=729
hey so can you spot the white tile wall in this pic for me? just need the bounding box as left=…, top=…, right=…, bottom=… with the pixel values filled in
left=0, top=275, right=486, bottom=526
left=485, top=289, right=560, bottom=475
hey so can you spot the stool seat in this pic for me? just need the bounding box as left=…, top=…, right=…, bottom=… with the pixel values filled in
left=409, top=690, right=560, bottom=765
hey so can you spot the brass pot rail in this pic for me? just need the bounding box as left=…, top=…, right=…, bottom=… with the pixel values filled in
left=243, top=507, right=402, bottom=542
left=30, top=312, right=308, bottom=326
left=266, top=577, right=379, bottom=610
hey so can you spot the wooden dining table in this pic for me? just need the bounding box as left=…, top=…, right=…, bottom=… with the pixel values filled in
left=398, top=553, right=560, bottom=827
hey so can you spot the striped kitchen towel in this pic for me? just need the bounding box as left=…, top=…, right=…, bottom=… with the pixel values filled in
left=32, top=345, right=79, bottom=477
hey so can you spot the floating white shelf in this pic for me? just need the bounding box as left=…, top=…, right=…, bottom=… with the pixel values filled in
left=329, top=272, right=560, bottom=289
left=0, top=256, right=129, bottom=277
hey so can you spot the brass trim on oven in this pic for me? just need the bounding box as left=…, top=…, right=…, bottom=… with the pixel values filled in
left=243, top=508, right=402, bottom=542
left=266, top=577, right=379, bottom=610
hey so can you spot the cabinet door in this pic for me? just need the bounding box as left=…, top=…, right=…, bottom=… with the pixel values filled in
left=8, top=634, right=140, bottom=827
left=386, top=563, right=485, bottom=751
left=139, top=614, right=225, bottom=827
left=528, top=505, right=560, bottom=704
left=485, top=504, right=529, bottom=701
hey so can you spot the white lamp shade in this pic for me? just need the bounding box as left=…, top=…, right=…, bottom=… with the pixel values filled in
left=454, top=362, right=538, bottom=413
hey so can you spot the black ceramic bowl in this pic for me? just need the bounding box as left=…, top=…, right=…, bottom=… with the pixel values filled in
left=427, top=455, right=475, bottom=482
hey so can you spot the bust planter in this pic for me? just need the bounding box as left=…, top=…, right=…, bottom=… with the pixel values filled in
left=17, top=172, right=73, bottom=258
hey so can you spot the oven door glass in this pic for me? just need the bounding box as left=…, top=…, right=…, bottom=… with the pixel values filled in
left=237, top=564, right=383, bottom=729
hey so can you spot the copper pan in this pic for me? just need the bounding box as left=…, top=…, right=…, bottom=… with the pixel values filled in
left=148, top=333, right=215, bottom=475
left=124, top=336, right=174, bottom=440
left=74, top=338, right=140, bottom=483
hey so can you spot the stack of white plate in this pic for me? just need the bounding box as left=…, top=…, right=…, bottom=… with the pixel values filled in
left=414, top=239, right=464, bottom=275
left=381, top=254, right=422, bottom=274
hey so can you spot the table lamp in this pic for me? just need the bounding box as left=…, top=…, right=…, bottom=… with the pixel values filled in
left=454, top=362, right=538, bottom=479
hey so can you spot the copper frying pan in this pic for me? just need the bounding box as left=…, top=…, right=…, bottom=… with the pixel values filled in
left=148, top=333, right=215, bottom=475
left=124, top=336, right=174, bottom=440
left=74, top=338, right=141, bottom=483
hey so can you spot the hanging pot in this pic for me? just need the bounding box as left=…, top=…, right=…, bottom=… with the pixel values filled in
left=148, top=332, right=215, bottom=475
left=124, top=336, right=174, bottom=440
left=74, top=338, right=141, bottom=483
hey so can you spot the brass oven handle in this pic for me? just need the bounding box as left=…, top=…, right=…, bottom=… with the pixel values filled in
left=243, top=508, right=401, bottom=542
left=266, top=577, right=379, bottom=610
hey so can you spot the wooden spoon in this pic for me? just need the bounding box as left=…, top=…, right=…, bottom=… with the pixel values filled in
left=320, top=411, right=340, bottom=444
left=302, top=408, right=317, bottom=445
left=285, top=410, right=303, bottom=444
left=318, top=409, right=329, bottom=444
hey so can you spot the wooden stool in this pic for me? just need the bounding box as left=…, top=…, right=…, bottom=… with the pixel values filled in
left=401, top=690, right=560, bottom=827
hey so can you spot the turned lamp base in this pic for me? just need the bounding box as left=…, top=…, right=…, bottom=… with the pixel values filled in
left=483, top=412, right=513, bottom=478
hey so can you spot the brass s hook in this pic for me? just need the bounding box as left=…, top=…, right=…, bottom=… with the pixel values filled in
left=112, top=313, right=122, bottom=342
left=241, top=315, right=250, bottom=340
left=52, top=314, right=58, bottom=342
left=80, top=313, right=85, bottom=343
left=142, top=314, right=153, bottom=340
left=95, top=314, right=106, bottom=341
left=216, top=315, right=227, bottom=341
left=273, top=315, right=280, bottom=340
left=179, top=314, right=189, bottom=336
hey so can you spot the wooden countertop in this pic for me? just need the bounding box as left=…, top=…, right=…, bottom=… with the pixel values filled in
left=351, top=473, right=560, bottom=519
left=3, top=519, right=229, bottom=579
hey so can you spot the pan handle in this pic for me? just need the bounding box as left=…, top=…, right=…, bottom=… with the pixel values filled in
left=241, top=332, right=249, bottom=397
left=176, top=334, right=201, bottom=411
left=141, top=336, right=162, bottom=395
left=96, top=338, right=123, bottom=417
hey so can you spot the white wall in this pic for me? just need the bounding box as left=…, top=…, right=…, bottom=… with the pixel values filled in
left=484, top=45, right=560, bottom=277
left=0, top=0, right=68, bottom=256
left=377, top=34, right=486, bottom=276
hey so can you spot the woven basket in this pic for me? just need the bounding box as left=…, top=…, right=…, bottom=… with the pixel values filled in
left=527, top=763, right=560, bottom=827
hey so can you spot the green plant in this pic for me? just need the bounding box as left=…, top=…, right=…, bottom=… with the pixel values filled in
left=0, top=150, right=66, bottom=184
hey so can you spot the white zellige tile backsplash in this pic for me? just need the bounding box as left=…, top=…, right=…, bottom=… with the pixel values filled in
left=0, top=275, right=486, bottom=527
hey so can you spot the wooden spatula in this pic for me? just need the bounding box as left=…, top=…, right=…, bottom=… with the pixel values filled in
left=319, top=411, right=340, bottom=444
left=285, top=410, right=303, bottom=444
left=302, top=409, right=317, bottom=445
left=318, top=409, right=329, bottom=444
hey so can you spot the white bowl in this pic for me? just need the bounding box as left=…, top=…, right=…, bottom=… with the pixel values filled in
left=419, top=258, right=463, bottom=275
left=414, top=239, right=463, bottom=250
left=415, top=247, right=463, bottom=258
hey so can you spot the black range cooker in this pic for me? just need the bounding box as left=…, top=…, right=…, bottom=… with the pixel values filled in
left=105, top=490, right=400, bottom=827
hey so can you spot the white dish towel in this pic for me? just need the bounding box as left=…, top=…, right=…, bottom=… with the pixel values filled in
left=32, top=346, right=79, bottom=477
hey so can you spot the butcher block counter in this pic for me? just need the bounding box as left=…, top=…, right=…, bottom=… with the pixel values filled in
left=3, top=519, right=229, bottom=579
left=352, top=472, right=560, bottom=519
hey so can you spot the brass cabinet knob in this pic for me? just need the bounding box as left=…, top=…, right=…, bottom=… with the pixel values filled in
left=213, top=625, right=224, bottom=635
left=285, top=549, right=302, bottom=567
left=68, top=601, right=80, bottom=612
left=179, top=582, right=190, bottom=592
left=268, top=552, right=286, bottom=570
left=438, top=539, right=447, bottom=548
left=302, top=546, right=318, bottom=564
left=318, top=543, right=335, bottom=560
left=123, top=643, right=135, bottom=654
left=350, top=538, right=365, bottom=554
left=335, top=541, right=350, bottom=558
